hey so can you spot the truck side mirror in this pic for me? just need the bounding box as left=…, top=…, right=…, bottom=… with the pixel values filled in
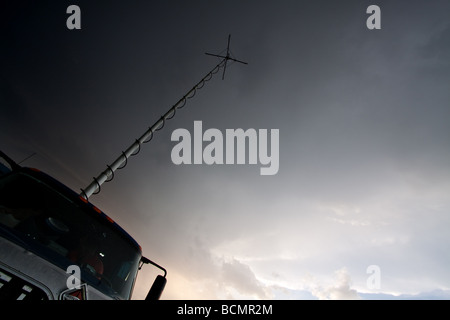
left=140, top=256, right=167, bottom=300
left=145, top=274, right=167, bottom=300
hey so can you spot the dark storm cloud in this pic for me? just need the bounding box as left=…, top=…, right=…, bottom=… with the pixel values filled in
left=2, top=1, right=450, bottom=299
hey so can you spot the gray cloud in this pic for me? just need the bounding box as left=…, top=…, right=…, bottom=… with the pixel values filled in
left=221, top=259, right=270, bottom=299
left=2, top=0, right=450, bottom=300
left=309, top=268, right=361, bottom=300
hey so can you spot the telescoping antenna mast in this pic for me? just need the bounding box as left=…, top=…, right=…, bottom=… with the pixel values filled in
left=80, top=35, right=247, bottom=199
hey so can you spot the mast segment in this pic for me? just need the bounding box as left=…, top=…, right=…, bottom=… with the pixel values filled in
left=80, top=35, right=247, bottom=199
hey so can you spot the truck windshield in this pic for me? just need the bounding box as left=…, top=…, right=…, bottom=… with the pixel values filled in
left=0, top=171, right=141, bottom=300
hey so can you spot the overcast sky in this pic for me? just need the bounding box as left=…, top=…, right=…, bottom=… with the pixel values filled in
left=2, top=0, right=450, bottom=299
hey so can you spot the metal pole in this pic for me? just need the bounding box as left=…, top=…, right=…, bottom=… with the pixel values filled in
left=80, top=58, right=226, bottom=199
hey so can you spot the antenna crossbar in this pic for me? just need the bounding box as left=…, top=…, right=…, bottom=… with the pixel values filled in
left=205, top=34, right=248, bottom=80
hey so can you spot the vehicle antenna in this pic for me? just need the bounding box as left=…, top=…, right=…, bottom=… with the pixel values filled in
left=80, top=35, right=247, bottom=199
left=17, top=152, right=37, bottom=165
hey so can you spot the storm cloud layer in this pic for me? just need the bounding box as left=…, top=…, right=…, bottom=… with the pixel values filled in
left=2, top=1, right=450, bottom=299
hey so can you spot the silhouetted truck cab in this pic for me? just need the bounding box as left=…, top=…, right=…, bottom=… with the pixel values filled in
left=0, top=151, right=166, bottom=300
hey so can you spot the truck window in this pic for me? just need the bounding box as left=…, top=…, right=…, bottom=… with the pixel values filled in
left=0, top=172, right=141, bottom=300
